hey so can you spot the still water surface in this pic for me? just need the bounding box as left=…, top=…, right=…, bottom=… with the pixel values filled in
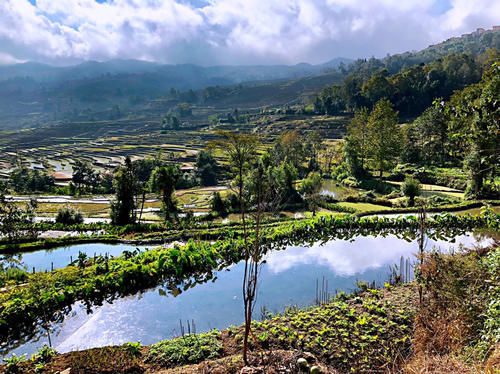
left=3, top=233, right=490, bottom=357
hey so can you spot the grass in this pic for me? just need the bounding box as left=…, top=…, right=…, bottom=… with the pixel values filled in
left=146, top=330, right=223, bottom=367
left=338, top=201, right=392, bottom=213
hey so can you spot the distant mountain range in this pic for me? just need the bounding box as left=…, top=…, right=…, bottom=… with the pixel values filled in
left=0, top=27, right=498, bottom=131
left=0, top=57, right=352, bottom=87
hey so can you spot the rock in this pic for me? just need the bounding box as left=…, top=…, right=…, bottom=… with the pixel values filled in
left=310, top=366, right=321, bottom=374
left=297, top=357, right=309, bottom=369
left=302, top=351, right=317, bottom=364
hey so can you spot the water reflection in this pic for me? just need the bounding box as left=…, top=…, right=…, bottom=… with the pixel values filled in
left=3, top=232, right=491, bottom=357
left=265, top=234, right=489, bottom=276
left=7, top=244, right=151, bottom=272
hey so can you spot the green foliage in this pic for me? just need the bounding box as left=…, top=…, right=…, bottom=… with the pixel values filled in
left=196, top=150, right=218, bottom=186
left=122, top=341, right=142, bottom=357
left=3, top=353, right=26, bottom=374
left=10, top=167, right=55, bottom=193
left=110, top=156, right=138, bottom=225
left=477, top=247, right=500, bottom=357
left=444, top=62, right=500, bottom=199
left=210, top=191, right=227, bottom=216
left=55, top=206, right=84, bottom=225
left=0, top=213, right=497, bottom=342
left=0, top=185, right=38, bottom=242
left=32, top=345, right=57, bottom=364
left=403, top=106, right=449, bottom=165
left=401, top=177, right=422, bottom=206
left=0, top=266, right=28, bottom=287
left=72, top=160, right=98, bottom=194
left=250, top=286, right=415, bottom=373
left=346, top=107, right=369, bottom=173
left=315, top=48, right=497, bottom=118
left=149, top=164, right=180, bottom=220
left=146, top=330, right=222, bottom=367
left=68, top=346, right=142, bottom=373
left=300, top=172, right=323, bottom=215
left=366, top=99, right=402, bottom=180
left=300, top=172, right=322, bottom=195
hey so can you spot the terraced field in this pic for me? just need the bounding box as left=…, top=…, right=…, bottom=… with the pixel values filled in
left=0, top=111, right=348, bottom=180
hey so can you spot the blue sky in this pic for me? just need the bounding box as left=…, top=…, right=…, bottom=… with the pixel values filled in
left=0, top=0, right=498, bottom=66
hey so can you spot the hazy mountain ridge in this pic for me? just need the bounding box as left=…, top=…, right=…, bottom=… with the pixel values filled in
left=0, top=57, right=352, bottom=85
left=0, top=28, right=498, bottom=131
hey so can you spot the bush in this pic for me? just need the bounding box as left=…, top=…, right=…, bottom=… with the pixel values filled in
left=55, top=206, right=84, bottom=225
left=0, top=267, right=28, bottom=287
left=146, top=330, right=222, bottom=367
left=210, top=192, right=227, bottom=216
left=401, top=177, right=421, bottom=206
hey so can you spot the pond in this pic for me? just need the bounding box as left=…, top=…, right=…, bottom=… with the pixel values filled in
left=2, top=233, right=492, bottom=357
left=6, top=244, right=153, bottom=273
left=320, top=180, right=359, bottom=200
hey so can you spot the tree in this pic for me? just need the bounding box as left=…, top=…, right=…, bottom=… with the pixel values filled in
left=150, top=165, right=180, bottom=221
left=305, top=131, right=324, bottom=172
left=10, top=167, right=54, bottom=193
left=271, top=130, right=306, bottom=176
left=133, top=158, right=163, bottom=223
left=366, top=99, right=402, bottom=181
left=110, top=157, right=138, bottom=225
left=210, top=131, right=259, bottom=364
left=443, top=63, right=500, bottom=198
left=72, top=161, right=96, bottom=194
left=56, top=206, right=84, bottom=225
left=361, top=69, right=393, bottom=106
left=196, top=150, right=218, bottom=186
left=210, top=192, right=227, bottom=216
left=0, top=183, right=37, bottom=241
left=300, top=172, right=323, bottom=216
left=409, top=106, right=449, bottom=165
left=346, top=107, right=370, bottom=171
left=401, top=177, right=422, bottom=206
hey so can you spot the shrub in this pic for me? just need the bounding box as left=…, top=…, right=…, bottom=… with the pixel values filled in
left=33, top=345, right=57, bottom=364
left=401, top=177, right=421, bottom=206
left=146, top=330, right=222, bottom=367
left=3, top=353, right=26, bottom=374
left=210, top=192, right=227, bottom=216
left=55, top=206, right=84, bottom=225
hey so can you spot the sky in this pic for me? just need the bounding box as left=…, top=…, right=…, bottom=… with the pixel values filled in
left=0, top=0, right=498, bottom=66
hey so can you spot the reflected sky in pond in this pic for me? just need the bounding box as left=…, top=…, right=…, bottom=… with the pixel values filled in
left=2, top=233, right=491, bottom=358
left=10, top=244, right=151, bottom=272
left=264, top=234, right=487, bottom=276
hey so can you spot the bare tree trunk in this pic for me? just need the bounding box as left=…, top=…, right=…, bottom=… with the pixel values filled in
left=242, top=165, right=264, bottom=365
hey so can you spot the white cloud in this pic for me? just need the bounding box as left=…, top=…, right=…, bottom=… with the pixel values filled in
left=0, top=52, right=26, bottom=65
left=0, top=0, right=498, bottom=66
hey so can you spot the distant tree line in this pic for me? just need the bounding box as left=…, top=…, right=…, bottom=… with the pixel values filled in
left=339, top=62, right=499, bottom=199
left=314, top=50, right=499, bottom=119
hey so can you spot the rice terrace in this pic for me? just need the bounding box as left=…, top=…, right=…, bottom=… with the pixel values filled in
left=0, top=2, right=499, bottom=373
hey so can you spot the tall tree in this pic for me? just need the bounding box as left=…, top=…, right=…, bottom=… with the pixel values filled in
left=300, top=172, right=323, bottom=216
left=72, top=160, right=96, bottom=194
left=196, top=150, right=218, bottom=186
left=366, top=99, right=402, bottom=181
left=150, top=165, right=180, bottom=221
left=110, top=157, right=138, bottom=225
left=346, top=107, right=370, bottom=171
left=444, top=62, right=500, bottom=198
left=210, top=131, right=259, bottom=364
